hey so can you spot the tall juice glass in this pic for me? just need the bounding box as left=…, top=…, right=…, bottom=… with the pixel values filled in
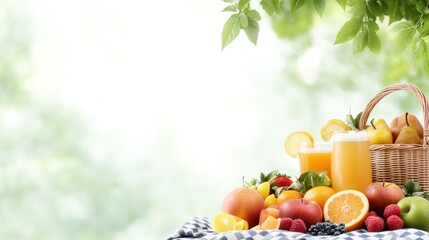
left=298, top=142, right=331, bottom=179
left=331, top=131, right=372, bottom=193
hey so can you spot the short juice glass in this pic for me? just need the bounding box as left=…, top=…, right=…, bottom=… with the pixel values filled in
left=331, top=131, right=372, bottom=193
left=298, top=142, right=331, bottom=178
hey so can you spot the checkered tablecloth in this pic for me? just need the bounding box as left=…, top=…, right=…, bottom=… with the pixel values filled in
left=167, top=217, right=429, bottom=240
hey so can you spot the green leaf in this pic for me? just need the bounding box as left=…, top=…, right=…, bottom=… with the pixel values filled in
left=397, top=28, right=416, bottom=53
left=243, top=18, right=259, bottom=45
left=367, top=1, right=383, bottom=17
left=367, top=20, right=379, bottom=31
left=222, top=5, right=238, bottom=12
left=290, top=0, right=306, bottom=13
left=402, top=181, right=429, bottom=200
left=420, top=38, right=429, bottom=75
left=349, top=3, right=366, bottom=19
left=353, top=29, right=368, bottom=54
left=260, top=0, right=281, bottom=16
left=391, top=21, right=415, bottom=32
left=290, top=170, right=331, bottom=195
left=335, top=17, right=363, bottom=44
left=354, top=112, right=363, bottom=129
left=238, top=0, right=250, bottom=11
left=221, top=14, right=241, bottom=50
left=246, top=9, right=261, bottom=21
left=336, top=0, right=347, bottom=10
left=239, top=13, right=248, bottom=28
left=387, top=0, right=402, bottom=25
left=368, top=30, right=381, bottom=53
left=346, top=113, right=357, bottom=130
left=416, top=0, right=426, bottom=14
left=348, top=0, right=365, bottom=6
left=313, top=0, right=326, bottom=17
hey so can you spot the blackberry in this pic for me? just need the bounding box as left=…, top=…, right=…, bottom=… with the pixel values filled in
left=307, top=221, right=347, bottom=236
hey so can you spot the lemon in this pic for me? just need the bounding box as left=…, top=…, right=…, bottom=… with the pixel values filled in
left=257, top=181, right=270, bottom=199
left=284, top=131, right=314, bottom=158
left=320, top=119, right=349, bottom=142
left=212, top=211, right=236, bottom=232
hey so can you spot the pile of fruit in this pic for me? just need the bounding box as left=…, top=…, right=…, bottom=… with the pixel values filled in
left=213, top=171, right=429, bottom=235
left=212, top=111, right=429, bottom=235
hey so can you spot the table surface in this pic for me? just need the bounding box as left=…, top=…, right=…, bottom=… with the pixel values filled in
left=167, top=217, right=429, bottom=240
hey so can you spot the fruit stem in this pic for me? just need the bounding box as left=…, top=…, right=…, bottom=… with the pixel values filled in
left=405, top=112, right=410, bottom=127
left=370, top=119, right=376, bottom=129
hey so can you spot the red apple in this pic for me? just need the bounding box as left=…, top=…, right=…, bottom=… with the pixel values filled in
left=364, top=182, right=405, bottom=216
left=279, top=199, right=323, bottom=228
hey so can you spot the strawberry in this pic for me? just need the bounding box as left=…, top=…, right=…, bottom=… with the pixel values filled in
left=272, top=175, right=293, bottom=188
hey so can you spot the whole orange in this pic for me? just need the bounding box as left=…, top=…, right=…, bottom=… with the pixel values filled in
left=303, top=186, right=336, bottom=210
left=276, top=190, right=302, bottom=205
left=221, top=187, right=265, bottom=228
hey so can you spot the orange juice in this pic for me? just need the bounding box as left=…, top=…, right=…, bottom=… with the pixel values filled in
left=298, top=143, right=331, bottom=178
left=331, top=131, right=372, bottom=193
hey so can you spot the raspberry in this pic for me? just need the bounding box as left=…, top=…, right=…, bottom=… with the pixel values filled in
left=279, top=217, right=293, bottom=231
left=383, top=204, right=401, bottom=219
left=386, top=215, right=404, bottom=230
left=365, top=216, right=385, bottom=232
left=290, top=218, right=307, bottom=233
left=368, top=211, right=378, bottom=217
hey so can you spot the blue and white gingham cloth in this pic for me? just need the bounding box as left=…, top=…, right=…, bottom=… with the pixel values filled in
left=167, top=217, right=429, bottom=240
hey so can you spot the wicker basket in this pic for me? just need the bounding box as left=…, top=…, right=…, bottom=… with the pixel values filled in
left=358, top=83, right=429, bottom=191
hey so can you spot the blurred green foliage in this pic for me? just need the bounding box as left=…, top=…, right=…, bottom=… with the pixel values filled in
left=0, top=3, right=153, bottom=239
left=270, top=0, right=429, bottom=92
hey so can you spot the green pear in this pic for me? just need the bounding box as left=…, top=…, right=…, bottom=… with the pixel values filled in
left=397, top=197, right=429, bottom=231
left=395, top=113, right=422, bottom=144
left=366, top=119, right=393, bottom=144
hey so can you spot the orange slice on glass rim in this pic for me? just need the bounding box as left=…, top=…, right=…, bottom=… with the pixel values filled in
left=320, top=119, right=349, bottom=142
left=284, top=131, right=314, bottom=158
left=323, top=190, right=369, bottom=232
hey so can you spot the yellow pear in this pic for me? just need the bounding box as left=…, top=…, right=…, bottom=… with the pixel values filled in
left=391, top=112, right=424, bottom=142
left=395, top=113, right=423, bottom=144
left=366, top=118, right=393, bottom=144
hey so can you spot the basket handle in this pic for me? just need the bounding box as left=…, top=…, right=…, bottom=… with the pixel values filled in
left=358, top=83, right=429, bottom=146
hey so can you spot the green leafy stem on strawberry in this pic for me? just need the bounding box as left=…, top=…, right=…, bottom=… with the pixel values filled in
left=244, top=170, right=293, bottom=196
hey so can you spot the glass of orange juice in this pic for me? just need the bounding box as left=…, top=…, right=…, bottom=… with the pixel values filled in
left=298, top=142, right=332, bottom=178
left=331, top=131, right=372, bottom=193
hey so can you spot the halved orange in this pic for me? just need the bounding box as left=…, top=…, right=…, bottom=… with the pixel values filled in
left=320, top=119, right=349, bottom=142
left=323, top=190, right=369, bottom=232
left=284, top=131, right=314, bottom=158
left=260, top=215, right=280, bottom=230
